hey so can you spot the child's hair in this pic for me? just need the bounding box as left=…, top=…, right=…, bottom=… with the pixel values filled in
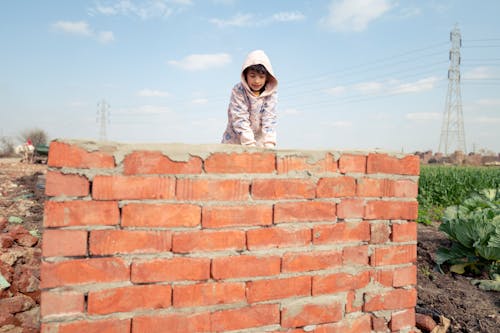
left=244, top=64, right=269, bottom=76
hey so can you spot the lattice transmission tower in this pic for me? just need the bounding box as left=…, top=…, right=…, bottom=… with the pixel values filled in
left=438, top=24, right=466, bottom=154
left=97, top=99, right=110, bottom=142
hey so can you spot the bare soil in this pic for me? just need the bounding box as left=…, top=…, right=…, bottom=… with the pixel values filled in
left=0, top=157, right=499, bottom=332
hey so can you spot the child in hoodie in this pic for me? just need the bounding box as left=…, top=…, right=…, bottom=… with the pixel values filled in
left=221, top=50, right=278, bottom=148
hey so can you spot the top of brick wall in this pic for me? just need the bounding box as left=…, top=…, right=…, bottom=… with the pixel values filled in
left=47, top=139, right=420, bottom=176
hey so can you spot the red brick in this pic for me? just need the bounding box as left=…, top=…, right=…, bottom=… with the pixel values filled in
left=314, top=313, right=371, bottom=333
left=367, top=153, right=420, bottom=175
left=374, top=265, right=417, bottom=287
left=392, top=222, right=417, bottom=242
left=40, top=291, right=84, bottom=318
left=177, top=178, right=250, bottom=201
left=202, top=205, right=272, bottom=228
left=47, top=141, right=115, bottom=169
left=172, top=230, right=245, bottom=253
left=274, top=201, right=336, bottom=223
left=371, top=315, right=388, bottom=332
left=212, top=255, right=280, bottom=279
left=42, top=230, right=87, bottom=257
left=365, top=200, right=418, bottom=220
left=211, top=304, right=279, bottom=332
left=282, top=250, right=341, bottom=273
left=312, top=271, right=370, bottom=295
left=313, top=221, right=370, bottom=244
left=356, top=178, right=392, bottom=197
left=339, top=154, right=366, bottom=174
left=41, top=318, right=130, bottom=333
left=132, top=313, right=210, bottom=333
left=40, top=258, right=129, bottom=288
left=346, top=291, right=362, bottom=313
left=281, top=297, right=343, bottom=328
left=252, top=178, right=316, bottom=199
left=45, top=171, right=89, bottom=197
left=90, top=230, right=171, bottom=255
left=343, top=245, right=369, bottom=265
left=393, top=179, right=419, bottom=197
left=370, top=223, right=391, bottom=244
left=173, top=282, right=245, bottom=307
left=337, top=198, right=365, bottom=219
left=391, top=308, right=416, bottom=331
left=205, top=152, right=275, bottom=173
left=44, top=200, right=119, bottom=227
left=372, top=244, right=417, bottom=266
left=88, top=285, right=171, bottom=315
left=364, top=288, right=417, bottom=311
left=92, top=175, right=175, bottom=200
left=247, top=227, right=311, bottom=250
left=131, top=257, right=210, bottom=283
left=122, top=203, right=200, bottom=227
left=277, top=153, right=337, bottom=174
left=123, top=151, right=202, bottom=174
left=316, top=177, right=356, bottom=198
left=247, top=276, right=311, bottom=303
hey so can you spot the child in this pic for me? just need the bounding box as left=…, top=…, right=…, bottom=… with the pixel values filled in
left=221, top=50, right=278, bottom=148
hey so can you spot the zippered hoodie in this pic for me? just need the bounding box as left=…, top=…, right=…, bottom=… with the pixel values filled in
left=221, top=50, right=278, bottom=147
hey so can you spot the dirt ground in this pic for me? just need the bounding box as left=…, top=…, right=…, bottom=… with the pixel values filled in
left=0, top=157, right=499, bottom=332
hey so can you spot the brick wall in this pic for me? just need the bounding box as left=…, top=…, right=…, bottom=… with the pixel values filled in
left=40, top=140, right=420, bottom=333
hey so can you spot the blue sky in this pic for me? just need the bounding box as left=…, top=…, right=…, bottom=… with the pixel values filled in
left=1, top=0, right=499, bottom=153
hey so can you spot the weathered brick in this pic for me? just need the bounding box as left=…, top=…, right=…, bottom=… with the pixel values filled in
left=392, top=222, right=417, bottom=242
left=172, top=230, right=245, bottom=253
left=337, top=198, right=365, bottom=219
left=252, top=178, right=316, bottom=199
left=44, top=200, right=119, bottom=227
left=210, top=304, right=279, bottom=332
left=393, top=179, right=419, bottom=197
left=390, top=308, right=416, bottom=331
left=282, top=250, right=342, bottom=273
left=45, top=171, right=89, bottom=197
left=365, top=200, right=418, bottom=220
left=173, top=282, right=245, bottom=307
left=314, top=313, right=371, bottom=333
left=122, top=203, right=200, bottom=227
left=316, top=176, right=356, bottom=198
left=202, top=205, right=272, bottom=228
left=281, top=297, right=343, bottom=328
left=364, top=288, right=417, bottom=311
left=132, top=313, right=210, bottom=333
left=177, top=178, right=250, bottom=201
left=312, top=271, right=370, bottom=295
left=343, top=245, right=369, bottom=265
left=205, top=152, right=275, bottom=173
left=212, top=255, right=281, bottom=279
left=90, top=229, right=171, bottom=255
left=374, top=266, right=417, bottom=287
left=277, top=153, right=337, bottom=174
left=41, top=318, right=130, bottom=333
left=92, top=175, right=175, bottom=200
left=246, top=276, right=311, bottom=303
left=123, top=151, right=202, bottom=174
left=370, top=222, right=391, bottom=244
left=42, top=230, right=87, bottom=257
left=131, top=257, right=210, bottom=283
left=367, top=153, right=420, bottom=175
left=372, top=244, right=417, bottom=266
left=247, top=227, right=311, bottom=250
left=338, top=154, right=366, bottom=174
left=313, top=221, right=370, bottom=244
left=47, top=141, right=115, bottom=169
left=88, top=285, right=171, bottom=315
left=40, top=291, right=84, bottom=318
left=274, top=201, right=336, bottom=223
left=40, top=258, right=129, bottom=288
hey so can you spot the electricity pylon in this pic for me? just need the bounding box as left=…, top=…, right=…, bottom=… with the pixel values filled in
left=97, top=99, right=110, bottom=142
left=438, top=24, right=466, bottom=154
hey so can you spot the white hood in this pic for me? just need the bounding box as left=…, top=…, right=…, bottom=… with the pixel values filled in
left=240, top=50, right=278, bottom=97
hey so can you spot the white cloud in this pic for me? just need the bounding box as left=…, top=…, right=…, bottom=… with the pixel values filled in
left=354, top=81, right=384, bottom=94
left=281, top=108, right=301, bottom=115
left=211, top=11, right=305, bottom=28
left=398, top=6, right=421, bottom=18
left=389, top=76, right=439, bottom=94
left=325, top=86, right=347, bottom=96
left=116, top=105, right=172, bottom=115
left=52, top=20, right=114, bottom=44
left=471, top=116, right=500, bottom=124
left=322, top=0, right=395, bottom=32
left=88, top=0, right=192, bottom=19
left=476, top=99, right=500, bottom=106
left=138, top=89, right=170, bottom=97
left=330, top=121, right=352, bottom=128
left=52, top=21, right=92, bottom=36
left=464, top=66, right=495, bottom=80
left=406, top=112, right=440, bottom=121
left=191, top=98, right=209, bottom=105
left=168, top=53, right=231, bottom=71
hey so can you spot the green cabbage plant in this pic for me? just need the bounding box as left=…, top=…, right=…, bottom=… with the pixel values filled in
left=435, top=189, right=500, bottom=290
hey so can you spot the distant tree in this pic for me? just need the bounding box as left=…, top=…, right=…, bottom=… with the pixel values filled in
left=19, top=128, right=49, bottom=147
left=0, top=136, right=15, bottom=157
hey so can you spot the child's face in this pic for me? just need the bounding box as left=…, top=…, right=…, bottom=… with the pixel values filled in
left=246, top=69, right=267, bottom=92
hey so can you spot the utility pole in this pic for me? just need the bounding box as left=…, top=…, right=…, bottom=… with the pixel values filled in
left=438, top=24, right=466, bottom=154
left=97, top=100, right=110, bottom=142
